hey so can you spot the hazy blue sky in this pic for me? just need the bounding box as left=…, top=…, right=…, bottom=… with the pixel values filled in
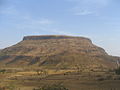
left=0, top=0, right=120, bottom=56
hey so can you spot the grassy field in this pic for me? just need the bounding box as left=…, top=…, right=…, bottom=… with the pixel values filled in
left=0, top=68, right=120, bottom=90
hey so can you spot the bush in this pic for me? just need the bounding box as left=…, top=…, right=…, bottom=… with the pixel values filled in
left=115, top=67, right=120, bottom=75
left=0, top=69, right=6, bottom=74
left=33, top=83, right=69, bottom=90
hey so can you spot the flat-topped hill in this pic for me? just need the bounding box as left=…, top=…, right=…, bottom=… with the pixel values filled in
left=23, top=35, right=91, bottom=41
left=0, top=35, right=118, bottom=70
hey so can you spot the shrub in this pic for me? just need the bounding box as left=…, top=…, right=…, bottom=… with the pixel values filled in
left=0, top=69, right=6, bottom=74
left=115, top=67, right=120, bottom=75
left=97, top=77, right=105, bottom=81
left=33, top=83, right=69, bottom=90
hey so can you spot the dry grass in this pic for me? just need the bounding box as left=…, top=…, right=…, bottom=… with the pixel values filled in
left=0, top=68, right=120, bottom=90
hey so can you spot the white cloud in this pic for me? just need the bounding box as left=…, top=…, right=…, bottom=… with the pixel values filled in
left=0, top=5, right=67, bottom=35
left=35, top=18, right=53, bottom=25
left=74, top=10, right=93, bottom=16
left=15, top=16, right=54, bottom=30
left=0, top=3, right=77, bottom=36
left=14, top=15, right=72, bottom=35
left=49, top=29, right=75, bottom=35
left=67, top=0, right=112, bottom=16
left=0, top=6, right=17, bottom=15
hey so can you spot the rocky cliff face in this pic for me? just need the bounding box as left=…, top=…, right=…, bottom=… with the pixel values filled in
left=23, top=35, right=91, bottom=41
left=0, top=35, right=117, bottom=70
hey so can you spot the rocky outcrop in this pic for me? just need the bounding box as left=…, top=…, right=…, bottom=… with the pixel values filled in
left=23, top=35, right=91, bottom=41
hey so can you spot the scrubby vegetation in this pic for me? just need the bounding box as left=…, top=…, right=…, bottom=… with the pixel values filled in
left=33, top=83, right=69, bottom=90
left=115, top=67, right=120, bottom=75
left=0, top=84, right=16, bottom=90
left=0, top=69, right=6, bottom=74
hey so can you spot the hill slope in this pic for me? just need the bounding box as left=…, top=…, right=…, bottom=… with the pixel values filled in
left=0, top=35, right=117, bottom=70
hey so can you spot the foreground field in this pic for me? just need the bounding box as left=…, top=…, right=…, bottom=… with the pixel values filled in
left=0, top=68, right=120, bottom=90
